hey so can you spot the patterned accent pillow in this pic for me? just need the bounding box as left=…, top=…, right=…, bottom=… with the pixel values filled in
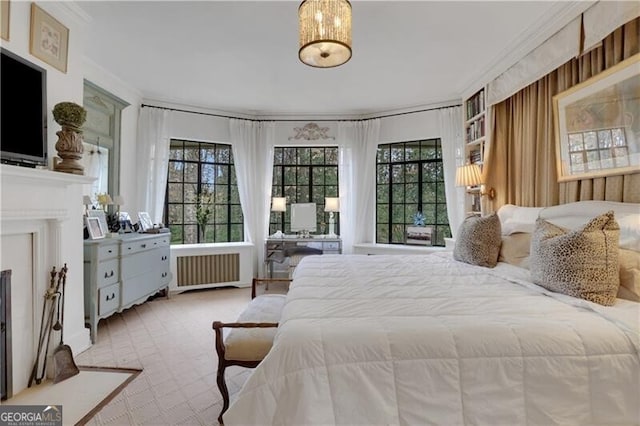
left=453, top=213, right=502, bottom=268
left=530, top=211, right=620, bottom=306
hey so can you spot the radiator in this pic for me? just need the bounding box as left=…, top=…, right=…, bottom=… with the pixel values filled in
left=176, top=253, right=240, bottom=287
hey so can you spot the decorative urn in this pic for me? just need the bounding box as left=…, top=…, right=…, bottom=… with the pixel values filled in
left=52, top=101, right=87, bottom=175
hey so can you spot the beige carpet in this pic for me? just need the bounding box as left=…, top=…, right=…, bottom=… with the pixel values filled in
left=65, top=285, right=287, bottom=425
left=4, top=366, right=141, bottom=425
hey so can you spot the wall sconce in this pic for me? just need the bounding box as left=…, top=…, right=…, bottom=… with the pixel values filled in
left=455, top=164, right=495, bottom=199
left=271, top=197, right=287, bottom=212
left=324, top=197, right=340, bottom=238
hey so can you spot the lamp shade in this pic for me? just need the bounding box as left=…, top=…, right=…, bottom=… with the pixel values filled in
left=299, top=0, right=352, bottom=68
left=82, top=195, right=93, bottom=206
left=456, top=164, right=483, bottom=187
left=324, top=197, right=340, bottom=212
left=271, top=197, right=287, bottom=212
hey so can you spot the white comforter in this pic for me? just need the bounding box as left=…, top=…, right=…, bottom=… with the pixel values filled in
left=225, top=253, right=640, bottom=426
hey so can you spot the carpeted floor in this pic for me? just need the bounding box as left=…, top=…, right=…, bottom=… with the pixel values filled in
left=71, top=284, right=285, bottom=425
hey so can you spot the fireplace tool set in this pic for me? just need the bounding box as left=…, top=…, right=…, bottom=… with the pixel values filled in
left=28, top=264, right=79, bottom=387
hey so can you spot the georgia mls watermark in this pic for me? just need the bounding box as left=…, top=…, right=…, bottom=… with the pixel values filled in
left=0, top=405, right=62, bottom=426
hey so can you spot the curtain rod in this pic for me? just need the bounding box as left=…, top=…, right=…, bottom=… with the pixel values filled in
left=140, top=103, right=462, bottom=122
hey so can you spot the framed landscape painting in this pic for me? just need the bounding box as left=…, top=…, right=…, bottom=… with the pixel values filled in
left=553, top=53, right=640, bottom=182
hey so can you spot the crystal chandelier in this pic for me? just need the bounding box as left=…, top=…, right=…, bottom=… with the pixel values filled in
left=298, top=0, right=352, bottom=68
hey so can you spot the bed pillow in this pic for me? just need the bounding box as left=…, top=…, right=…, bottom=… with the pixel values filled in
left=498, top=233, right=531, bottom=269
left=530, top=211, right=620, bottom=306
left=453, top=213, right=502, bottom=268
left=617, top=249, right=640, bottom=302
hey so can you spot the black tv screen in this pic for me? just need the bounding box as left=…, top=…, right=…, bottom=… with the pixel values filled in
left=1, top=48, right=48, bottom=167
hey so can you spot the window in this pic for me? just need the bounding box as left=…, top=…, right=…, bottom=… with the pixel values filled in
left=376, top=139, right=451, bottom=246
left=567, top=128, right=629, bottom=174
left=165, top=140, right=243, bottom=244
left=270, top=146, right=339, bottom=235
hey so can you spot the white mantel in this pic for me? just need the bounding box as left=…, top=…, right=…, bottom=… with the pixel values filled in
left=0, top=164, right=94, bottom=395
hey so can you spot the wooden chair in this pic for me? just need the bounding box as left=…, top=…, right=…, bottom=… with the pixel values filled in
left=212, top=279, right=289, bottom=424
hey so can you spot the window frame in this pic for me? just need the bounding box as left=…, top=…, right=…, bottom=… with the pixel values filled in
left=164, top=139, right=244, bottom=244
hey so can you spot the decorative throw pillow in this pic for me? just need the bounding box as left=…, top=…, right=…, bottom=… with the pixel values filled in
left=530, top=211, right=620, bottom=306
left=453, top=213, right=502, bottom=268
left=498, top=233, right=532, bottom=269
left=617, top=248, right=640, bottom=302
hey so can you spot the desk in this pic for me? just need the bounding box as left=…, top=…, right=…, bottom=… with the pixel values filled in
left=265, top=237, right=342, bottom=277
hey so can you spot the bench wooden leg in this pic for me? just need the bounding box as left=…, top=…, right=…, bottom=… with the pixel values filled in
left=216, top=363, right=229, bottom=424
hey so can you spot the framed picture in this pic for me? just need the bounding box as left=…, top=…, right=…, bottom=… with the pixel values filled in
left=406, top=226, right=433, bottom=246
left=553, top=53, right=640, bottom=182
left=119, top=211, right=134, bottom=233
left=1, top=0, right=10, bottom=41
left=29, top=3, right=69, bottom=73
left=86, top=217, right=105, bottom=240
left=88, top=210, right=109, bottom=234
left=137, top=212, right=153, bottom=232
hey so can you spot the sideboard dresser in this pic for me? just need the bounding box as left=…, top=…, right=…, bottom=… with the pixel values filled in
left=83, top=232, right=171, bottom=342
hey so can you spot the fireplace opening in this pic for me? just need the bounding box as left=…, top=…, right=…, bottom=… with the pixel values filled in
left=1, top=269, right=12, bottom=400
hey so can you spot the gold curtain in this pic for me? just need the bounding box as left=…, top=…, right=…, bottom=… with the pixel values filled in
left=485, top=17, right=640, bottom=208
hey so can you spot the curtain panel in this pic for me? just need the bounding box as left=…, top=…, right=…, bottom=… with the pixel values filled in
left=338, top=119, right=380, bottom=253
left=439, top=106, right=466, bottom=237
left=136, top=107, right=171, bottom=223
left=485, top=17, right=640, bottom=209
left=230, top=119, right=275, bottom=277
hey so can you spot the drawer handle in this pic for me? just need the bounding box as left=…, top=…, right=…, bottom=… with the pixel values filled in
left=106, top=292, right=116, bottom=301
left=107, top=249, right=113, bottom=254
left=141, top=244, right=147, bottom=248
left=161, top=272, right=167, bottom=278
left=104, top=270, right=114, bottom=279
left=161, top=255, right=167, bottom=261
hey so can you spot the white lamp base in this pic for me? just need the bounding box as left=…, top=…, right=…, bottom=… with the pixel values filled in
left=327, top=212, right=337, bottom=238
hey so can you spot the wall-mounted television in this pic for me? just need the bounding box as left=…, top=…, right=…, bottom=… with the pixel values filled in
left=1, top=48, right=48, bottom=167
left=291, top=203, right=317, bottom=233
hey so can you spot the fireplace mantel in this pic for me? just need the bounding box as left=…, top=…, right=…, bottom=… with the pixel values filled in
left=1, top=164, right=95, bottom=395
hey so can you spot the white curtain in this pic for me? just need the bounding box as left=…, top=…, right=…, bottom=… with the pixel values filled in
left=136, top=107, right=171, bottom=224
left=439, top=106, right=466, bottom=238
left=230, top=119, right=275, bottom=277
left=338, top=119, right=380, bottom=253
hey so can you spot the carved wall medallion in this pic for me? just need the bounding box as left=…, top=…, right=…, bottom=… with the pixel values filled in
left=289, top=123, right=335, bottom=141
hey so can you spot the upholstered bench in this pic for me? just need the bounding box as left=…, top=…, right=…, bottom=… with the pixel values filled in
left=212, top=290, right=287, bottom=424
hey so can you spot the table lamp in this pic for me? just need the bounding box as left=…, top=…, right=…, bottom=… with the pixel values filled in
left=324, top=197, right=340, bottom=238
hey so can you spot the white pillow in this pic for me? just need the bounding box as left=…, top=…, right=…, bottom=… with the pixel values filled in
left=539, top=201, right=639, bottom=252
left=496, top=204, right=544, bottom=235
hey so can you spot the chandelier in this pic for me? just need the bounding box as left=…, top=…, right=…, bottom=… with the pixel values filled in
left=298, top=0, right=352, bottom=68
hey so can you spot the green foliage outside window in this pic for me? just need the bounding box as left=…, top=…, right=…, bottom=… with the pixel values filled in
left=376, top=139, right=451, bottom=246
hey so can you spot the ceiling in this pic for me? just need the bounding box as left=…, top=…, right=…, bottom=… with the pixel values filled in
left=77, top=1, right=573, bottom=118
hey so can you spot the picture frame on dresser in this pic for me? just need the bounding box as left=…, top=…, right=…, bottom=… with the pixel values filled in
left=88, top=209, right=109, bottom=234
left=137, top=212, right=153, bottom=232
left=86, top=217, right=105, bottom=240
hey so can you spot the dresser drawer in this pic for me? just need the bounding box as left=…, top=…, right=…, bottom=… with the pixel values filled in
left=97, top=243, right=119, bottom=260
left=323, top=241, right=340, bottom=251
left=97, top=259, right=119, bottom=288
left=98, top=283, right=120, bottom=316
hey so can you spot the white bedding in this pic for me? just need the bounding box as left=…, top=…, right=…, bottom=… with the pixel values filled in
left=224, top=253, right=640, bottom=425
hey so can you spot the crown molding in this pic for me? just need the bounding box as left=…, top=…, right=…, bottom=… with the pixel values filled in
left=459, top=1, right=596, bottom=99
left=42, top=1, right=92, bottom=26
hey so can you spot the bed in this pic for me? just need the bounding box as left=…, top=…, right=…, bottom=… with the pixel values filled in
left=224, top=201, right=640, bottom=425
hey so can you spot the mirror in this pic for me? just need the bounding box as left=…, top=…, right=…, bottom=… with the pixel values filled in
left=82, top=80, right=129, bottom=205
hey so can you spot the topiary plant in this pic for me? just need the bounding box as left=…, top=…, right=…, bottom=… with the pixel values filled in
left=52, top=102, right=87, bottom=130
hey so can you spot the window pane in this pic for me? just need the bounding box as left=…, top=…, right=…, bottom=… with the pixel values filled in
left=184, top=183, right=197, bottom=203
left=377, top=146, right=390, bottom=163
left=184, top=142, right=199, bottom=161
left=184, top=163, right=198, bottom=183
left=201, top=164, right=215, bottom=184
left=325, top=167, right=338, bottom=185
left=201, top=145, right=215, bottom=162
left=377, top=185, right=389, bottom=203
left=405, top=183, right=419, bottom=203
left=392, top=205, right=404, bottom=223
left=168, top=162, right=183, bottom=182
left=298, top=147, right=311, bottom=164
left=377, top=165, right=389, bottom=184
left=311, top=147, right=325, bottom=164
left=326, top=148, right=338, bottom=165
left=273, top=147, right=283, bottom=165
left=377, top=204, right=389, bottom=223
left=184, top=225, right=197, bottom=244
left=391, top=224, right=405, bottom=243
left=376, top=224, right=388, bottom=243
left=168, top=204, right=183, bottom=224
left=297, top=167, right=309, bottom=185
left=168, top=183, right=183, bottom=203
left=216, top=145, right=231, bottom=163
